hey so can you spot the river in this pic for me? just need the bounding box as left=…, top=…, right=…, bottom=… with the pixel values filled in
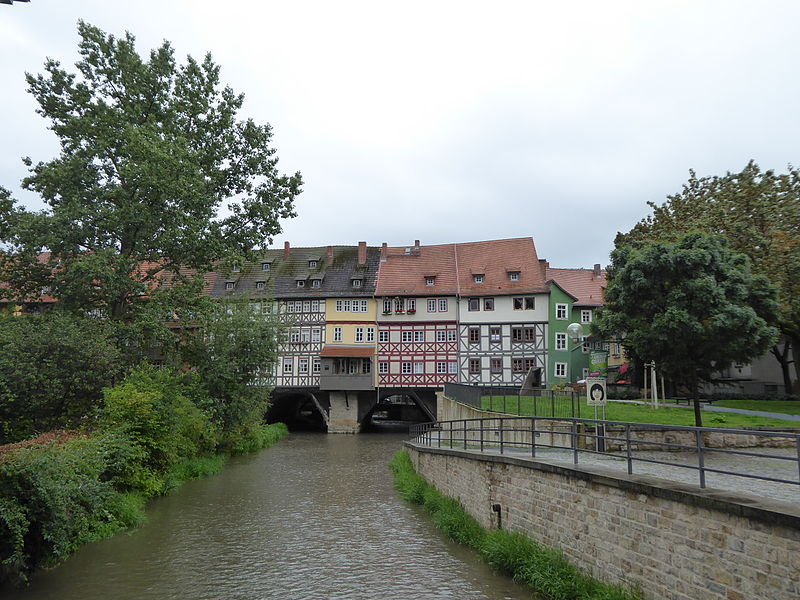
left=5, top=432, right=533, bottom=599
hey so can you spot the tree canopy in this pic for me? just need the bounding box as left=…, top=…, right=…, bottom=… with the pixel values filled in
left=594, top=233, right=779, bottom=425
left=617, top=161, right=800, bottom=392
left=0, top=21, right=301, bottom=324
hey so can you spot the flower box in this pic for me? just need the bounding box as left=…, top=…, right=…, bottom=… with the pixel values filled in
left=407, top=309, right=416, bottom=314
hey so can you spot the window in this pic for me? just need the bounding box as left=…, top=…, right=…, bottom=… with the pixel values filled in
left=378, top=330, right=389, bottom=342
left=436, top=330, right=447, bottom=342
left=407, top=298, right=416, bottom=311
left=256, top=281, right=265, bottom=290
left=394, top=298, right=404, bottom=312
left=525, top=359, right=535, bottom=371
left=436, top=362, right=447, bottom=374
left=261, top=262, right=271, bottom=271
left=489, top=327, right=501, bottom=343
left=468, top=298, right=480, bottom=311
left=312, top=329, right=321, bottom=343
left=311, top=300, right=320, bottom=312
left=582, top=336, right=590, bottom=354
left=490, top=358, right=502, bottom=374
left=283, top=358, right=293, bottom=373
left=524, top=328, right=535, bottom=341
left=512, top=328, right=522, bottom=342
left=366, top=327, right=375, bottom=342
left=336, top=300, right=343, bottom=312
left=512, top=359, right=524, bottom=373
left=383, top=298, right=392, bottom=313
left=581, top=309, right=592, bottom=323
left=425, top=277, right=435, bottom=286
left=362, top=359, right=371, bottom=374
left=313, top=358, right=321, bottom=373
left=360, top=300, right=368, bottom=312
left=352, top=279, right=362, bottom=288
left=355, top=327, right=364, bottom=342
left=448, top=362, right=457, bottom=374
left=554, top=363, right=567, bottom=378
left=232, top=265, right=240, bottom=273
left=556, top=303, right=568, bottom=320
left=378, top=362, right=388, bottom=374
left=296, top=280, right=305, bottom=288
left=311, top=279, right=321, bottom=288
left=303, top=301, right=310, bottom=312
left=402, top=362, right=412, bottom=374
left=473, top=274, right=484, bottom=284
left=468, top=327, right=480, bottom=343
left=299, top=358, right=309, bottom=374
left=225, top=282, right=235, bottom=290
left=513, top=296, right=535, bottom=310
left=509, top=271, right=520, bottom=281
left=401, top=331, right=413, bottom=342
left=414, top=331, right=425, bottom=343
left=556, top=332, right=567, bottom=350
left=301, top=329, right=311, bottom=343
left=525, top=297, right=535, bottom=310
left=469, top=359, right=481, bottom=374
left=484, top=298, right=494, bottom=311
left=290, top=329, right=301, bottom=343
left=333, top=327, right=342, bottom=342
left=414, top=362, right=424, bottom=374
left=343, top=300, right=352, bottom=312
left=438, top=298, right=447, bottom=312
left=309, top=260, right=318, bottom=268
left=447, top=329, right=457, bottom=342
left=427, top=299, right=437, bottom=312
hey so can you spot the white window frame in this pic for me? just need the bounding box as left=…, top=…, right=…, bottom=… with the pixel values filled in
left=355, top=327, right=364, bottom=342
left=366, top=327, right=375, bottom=342
left=296, top=280, right=305, bottom=288
left=414, top=362, right=424, bottom=374
left=402, top=362, right=412, bottom=374
left=378, top=330, right=389, bottom=343
left=509, top=272, right=519, bottom=281
left=309, top=260, right=318, bottom=268
left=436, top=330, right=447, bottom=342
left=312, top=329, right=321, bottom=343
left=378, top=362, right=389, bottom=374
left=256, top=281, right=265, bottom=290
left=556, top=332, right=567, bottom=351
left=581, top=309, right=592, bottom=323
left=225, top=282, right=235, bottom=290
left=313, top=358, right=321, bottom=373
left=554, top=362, right=567, bottom=378
left=262, top=262, right=271, bottom=271
left=425, top=277, right=435, bottom=286
left=299, top=358, right=309, bottom=374
left=407, top=298, right=416, bottom=311
left=414, top=331, right=425, bottom=343
left=474, top=274, right=484, bottom=284
left=311, top=279, right=321, bottom=288
left=438, top=298, right=447, bottom=312
left=383, top=298, right=392, bottom=313
left=427, top=299, right=437, bottom=312
left=283, top=358, right=293, bottom=373
left=401, top=331, right=413, bottom=342
left=333, top=327, right=342, bottom=342
left=352, top=279, right=362, bottom=288
left=556, top=303, right=568, bottom=320
left=436, top=362, right=447, bottom=374
left=448, top=361, right=457, bottom=374
left=447, top=329, right=457, bottom=342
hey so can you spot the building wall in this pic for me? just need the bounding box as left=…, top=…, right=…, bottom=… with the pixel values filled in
left=407, top=445, right=800, bottom=600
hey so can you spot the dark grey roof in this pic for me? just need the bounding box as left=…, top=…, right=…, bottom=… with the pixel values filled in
left=209, top=246, right=380, bottom=299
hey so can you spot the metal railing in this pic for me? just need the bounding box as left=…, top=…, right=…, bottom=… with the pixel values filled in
left=409, top=416, right=800, bottom=491
left=443, top=383, right=581, bottom=418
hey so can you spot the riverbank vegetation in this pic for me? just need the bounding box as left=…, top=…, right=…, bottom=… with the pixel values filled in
left=0, top=365, right=288, bottom=586
left=389, top=451, right=642, bottom=600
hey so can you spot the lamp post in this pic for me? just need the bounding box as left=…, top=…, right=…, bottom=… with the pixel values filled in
left=566, top=322, right=584, bottom=384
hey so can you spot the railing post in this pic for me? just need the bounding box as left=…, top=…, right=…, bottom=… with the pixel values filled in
left=499, top=418, right=504, bottom=454
left=796, top=435, right=800, bottom=485
left=572, top=420, right=578, bottom=465
left=626, top=424, right=633, bottom=475
left=534, top=394, right=538, bottom=418
left=696, top=429, right=706, bottom=488
left=531, top=417, right=536, bottom=458
left=480, top=419, right=484, bottom=452
left=551, top=393, right=555, bottom=418
left=463, top=419, right=467, bottom=450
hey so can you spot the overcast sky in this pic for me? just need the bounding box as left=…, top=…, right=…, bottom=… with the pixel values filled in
left=2, top=1, right=798, bottom=267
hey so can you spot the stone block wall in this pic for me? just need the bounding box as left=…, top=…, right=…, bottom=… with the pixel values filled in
left=407, top=444, right=800, bottom=600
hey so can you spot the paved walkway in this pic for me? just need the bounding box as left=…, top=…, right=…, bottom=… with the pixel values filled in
left=701, top=404, right=800, bottom=422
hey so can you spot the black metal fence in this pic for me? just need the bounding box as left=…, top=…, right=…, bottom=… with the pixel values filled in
left=443, top=383, right=581, bottom=419
left=410, top=416, right=800, bottom=491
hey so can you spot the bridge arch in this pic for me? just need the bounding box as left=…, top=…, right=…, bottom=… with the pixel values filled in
left=266, top=390, right=329, bottom=432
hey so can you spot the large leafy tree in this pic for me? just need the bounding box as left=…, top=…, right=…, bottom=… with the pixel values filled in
left=594, top=234, right=779, bottom=426
left=617, top=162, right=800, bottom=393
left=0, top=21, right=301, bottom=329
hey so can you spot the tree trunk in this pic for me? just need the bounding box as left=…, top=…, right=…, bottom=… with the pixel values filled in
left=790, top=334, right=800, bottom=397
left=770, top=339, right=794, bottom=396
left=692, top=371, right=703, bottom=428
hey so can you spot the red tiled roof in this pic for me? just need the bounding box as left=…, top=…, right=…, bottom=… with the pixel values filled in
left=375, top=243, right=458, bottom=295
left=319, top=345, right=375, bottom=357
left=456, top=238, right=548, bottom=295
left=546, top=267, right=606, bottom=307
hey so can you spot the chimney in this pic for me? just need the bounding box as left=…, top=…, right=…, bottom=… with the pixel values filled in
left=593, top=263, right=601, bottom=278
left=283, top=241, right=290, bottom=260
left=380, top=242, right=388, bottom=262
left=539, top=259, right=549, bottom=279
left=358, top=241, right=367, bottom=265
left=327, top=245, right=334, bottom=266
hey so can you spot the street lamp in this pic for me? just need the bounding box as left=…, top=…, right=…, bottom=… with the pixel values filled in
left=566, top=323, right=584, bottom=383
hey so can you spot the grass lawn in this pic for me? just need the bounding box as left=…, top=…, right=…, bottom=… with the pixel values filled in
left=712, top=399, right=800, bottom=415
left=480, top=396, right=800, bottom=428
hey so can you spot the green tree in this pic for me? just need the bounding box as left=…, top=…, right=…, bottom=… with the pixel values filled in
left=618, top=162, right=800, bottom=393
left=0, top=310, right=124, bottom=443
left=0, top=21, right=301, bottom=336
left=594, top=234, right=779, bottom=426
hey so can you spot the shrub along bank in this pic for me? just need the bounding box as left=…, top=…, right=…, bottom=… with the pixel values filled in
left=389, top=451, right=642, bottom=600
left=0, top=365, right=288, bottom=587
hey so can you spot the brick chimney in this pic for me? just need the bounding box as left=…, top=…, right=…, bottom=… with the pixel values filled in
left=593, top=263, right=602, bottom=278
left=380, top=242, right=388, bottom=262
left=539, top=259, right=550, bottom=279
left=283, top=241, right=290, bottom=260
left=327, top=245, right=334, bottom=266
left=358, top=241, right=367, bottom=265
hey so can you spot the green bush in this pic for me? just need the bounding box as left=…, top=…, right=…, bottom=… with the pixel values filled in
left=390, top=450, right=641, bottom=600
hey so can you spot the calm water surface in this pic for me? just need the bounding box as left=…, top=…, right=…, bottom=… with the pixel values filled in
left=5, top=433, right=533, bottom=599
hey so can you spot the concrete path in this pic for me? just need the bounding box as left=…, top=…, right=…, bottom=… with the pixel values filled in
left=700, top=404, right=800, bottom=422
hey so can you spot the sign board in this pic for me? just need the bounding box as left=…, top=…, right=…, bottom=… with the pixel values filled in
left=589, top=350, right=609, bottom=378
left=586, top=377, right=607, bottom=406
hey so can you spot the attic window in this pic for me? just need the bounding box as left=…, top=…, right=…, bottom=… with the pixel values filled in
left=256, top=281, right=265, bottom=290
left=425, top=277, right=435, bottom=286
left=296, top=280, right=305, bottom=288
left=231, top=265, right=240, bottom=273
left=352, top=279, right=362, bottom=288
left=473, top=274, right=484, bottom=284
left=509, top=271, right=520, bottom=281
left=225, top=282, right=235, bottom=290
left=311, top=279, right=321, bottom=288
left=261, top=263, right=271, bottom=271
left=309, top=260, right=318, bottom=268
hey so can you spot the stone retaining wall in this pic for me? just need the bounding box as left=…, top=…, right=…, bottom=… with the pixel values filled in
left=407, top=444, right=800, bottom=600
